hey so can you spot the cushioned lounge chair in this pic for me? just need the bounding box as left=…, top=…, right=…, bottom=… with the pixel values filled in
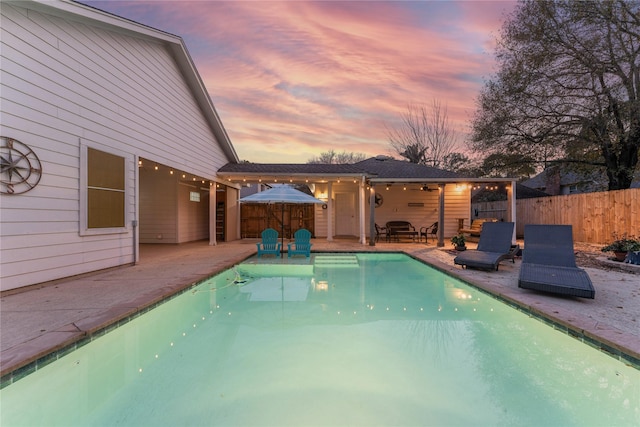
left=454, top=222, right=516, bottom=271
left=256, top=228, right=281, bottom=257
left=287, top=228, right=312, bottom=257
left=518, top=224, right=595, bottom=299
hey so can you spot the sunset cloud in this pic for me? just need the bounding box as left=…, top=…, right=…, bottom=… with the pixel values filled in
left=84, top=1, right=516, bottom=163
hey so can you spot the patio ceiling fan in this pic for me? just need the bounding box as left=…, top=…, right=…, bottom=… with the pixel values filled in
left=408, top=185, right=436, bottom=191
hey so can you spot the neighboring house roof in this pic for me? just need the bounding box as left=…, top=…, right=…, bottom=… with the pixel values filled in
left=471, top=183, right=548, bottom=202
left=522, top=167, right=606, bottom=190
left=516, top=184, right=550, bottom=199
left=19, top=0, right=238, bottom=163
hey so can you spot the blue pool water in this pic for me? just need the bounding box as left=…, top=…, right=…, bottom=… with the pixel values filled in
left=1, top=253, right=638, bottom=426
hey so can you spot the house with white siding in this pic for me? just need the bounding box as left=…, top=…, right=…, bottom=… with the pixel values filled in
left=1, top=0, right=240, bottom=292
left=1, top=0, right=516, bottom=293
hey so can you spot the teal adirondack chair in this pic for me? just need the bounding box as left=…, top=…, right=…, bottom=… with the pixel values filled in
left=256, top=228, right=281, bottom=257
left=287, top=228, right=312, bottom=258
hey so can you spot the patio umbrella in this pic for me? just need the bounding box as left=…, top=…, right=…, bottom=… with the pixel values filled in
left=239, top=185, right=324, bottom=257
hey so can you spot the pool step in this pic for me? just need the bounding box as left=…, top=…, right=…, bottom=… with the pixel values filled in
left=314, top=255, right=360, bottom=268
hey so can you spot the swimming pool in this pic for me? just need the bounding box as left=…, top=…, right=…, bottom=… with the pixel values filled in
left=1, top=253, right=638, bottom=426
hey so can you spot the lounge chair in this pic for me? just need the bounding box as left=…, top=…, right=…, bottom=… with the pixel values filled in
left=287, top=228, right=312, bottom=257
left=256, top=228, right=281, bottom=257
left=454, top=222, right=516, bottom=271
left=518, top=224, right=595, bottom=299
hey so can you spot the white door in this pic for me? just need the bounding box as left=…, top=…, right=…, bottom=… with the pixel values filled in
left=335, top=192, right=356, bottom=236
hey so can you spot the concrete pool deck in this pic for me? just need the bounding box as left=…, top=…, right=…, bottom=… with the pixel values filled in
left=2, top=238, right=639, bottom=382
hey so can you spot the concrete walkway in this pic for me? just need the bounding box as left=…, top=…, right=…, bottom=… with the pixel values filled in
left=2, top=238, right=638, bottom=382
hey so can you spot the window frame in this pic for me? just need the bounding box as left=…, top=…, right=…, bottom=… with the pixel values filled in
left=79, top=142, right=131, bottom=236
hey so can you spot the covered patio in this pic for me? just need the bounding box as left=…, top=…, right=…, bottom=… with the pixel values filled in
left=218, top=156, right=516, bottom=247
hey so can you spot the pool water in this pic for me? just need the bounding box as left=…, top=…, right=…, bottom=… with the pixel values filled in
left=1, top=253, right=638, bottom=426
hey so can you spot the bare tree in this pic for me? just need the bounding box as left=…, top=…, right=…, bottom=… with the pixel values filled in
left=387, top=100, right=458, bottom=166
left=307, top=149, right=367, bottom=164
left=471, top=0, right=640, bottom=190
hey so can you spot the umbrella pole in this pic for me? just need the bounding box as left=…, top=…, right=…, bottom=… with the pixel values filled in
left=281, top=204, right=284, bottom=258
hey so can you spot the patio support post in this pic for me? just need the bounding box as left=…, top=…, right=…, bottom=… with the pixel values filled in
left=359, top=176, right=366, bottom=244
left=437, top=183, right=445, bottom=247
left=327, top=181, right=333, bottom=241
left=508, top=179, right=516, bottom=243
left=369, top=184, right=376, bottom=246
left=209, top=182, right=217, bottom=245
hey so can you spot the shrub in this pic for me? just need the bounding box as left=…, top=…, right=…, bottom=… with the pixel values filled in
left=601, top=234, right=640, bottom=253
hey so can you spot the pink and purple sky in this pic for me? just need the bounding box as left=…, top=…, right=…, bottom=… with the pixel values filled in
left=83, top=1, right=516, bottom=163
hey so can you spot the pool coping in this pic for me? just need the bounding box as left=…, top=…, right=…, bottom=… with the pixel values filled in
left=2, top=248, right=639, bottom=389
left=404, top=251, right=640, bottom=370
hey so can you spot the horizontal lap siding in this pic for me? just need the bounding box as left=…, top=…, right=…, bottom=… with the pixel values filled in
left=139, top=167, right=177, bottom=243
left=442, top=185, right=469, bottom=237
left=1, top=4, right=229, bottom=290
left=364, top=184, right=469, bottom=239
left=177, top=183, right=210, bottom=243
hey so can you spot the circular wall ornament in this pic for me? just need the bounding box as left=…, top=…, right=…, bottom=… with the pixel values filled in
left=1, top=137, right=43, bottom=194
left=367, top=192, right=383, bottom=208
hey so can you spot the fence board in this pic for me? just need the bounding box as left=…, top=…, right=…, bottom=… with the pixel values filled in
left=513, top=188, right=639, bottom=244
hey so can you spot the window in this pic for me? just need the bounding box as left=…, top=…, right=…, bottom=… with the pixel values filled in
left=87, top=148, right=125, bottom=228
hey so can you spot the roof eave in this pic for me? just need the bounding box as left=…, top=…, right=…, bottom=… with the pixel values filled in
left=368, top=177, right=516, bottom=184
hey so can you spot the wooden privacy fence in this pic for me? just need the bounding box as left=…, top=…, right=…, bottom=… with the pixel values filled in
left=240, top=203, right=315, bottom=239
left=516, top=188, right=639, bottom=244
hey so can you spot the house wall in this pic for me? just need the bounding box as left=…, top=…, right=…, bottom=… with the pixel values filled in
left=177, top=182, right=210, bottom=243
left=225, top=187, right=240, bottom=242
left=366, top=184, right=470, bottom=238
left=139, top=167, right=178, bottom=243
left=441, top=185, right=471, bottom=237
left=0, top=3, right=231, bottom=291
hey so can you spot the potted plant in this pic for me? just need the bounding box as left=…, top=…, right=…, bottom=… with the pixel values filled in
left=451, top=234, right=466, bottom=251
left=601, top=234, right=640, bottom=261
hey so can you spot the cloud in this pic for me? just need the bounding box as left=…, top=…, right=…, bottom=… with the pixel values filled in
left=83, top=1, right=516, bottom=163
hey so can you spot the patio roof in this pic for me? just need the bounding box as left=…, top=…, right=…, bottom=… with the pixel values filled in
left=218, top=156, right=515, bottom=184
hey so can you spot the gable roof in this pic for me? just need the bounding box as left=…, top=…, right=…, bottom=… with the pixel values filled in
left=353, top=157, right=464, bottom=180
left=219, top=156, right=465, bottom=180
left=219, top=163, right=364, bottom=176
left=219, top=156, right=508, bottom=184
left=17, top=0, right=238, bottom=163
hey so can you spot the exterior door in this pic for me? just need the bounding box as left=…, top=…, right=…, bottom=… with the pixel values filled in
left=335, top=192, right=356, bottom=236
